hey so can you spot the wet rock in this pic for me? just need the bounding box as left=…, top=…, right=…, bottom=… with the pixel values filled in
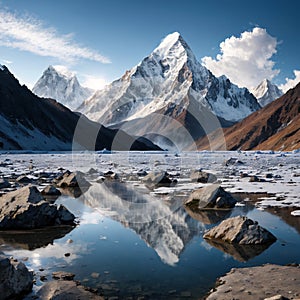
left=41, top=185, right=61, bottom=196
left=0, top=178, right=11, bottom=189
left=37, top=280, right=104, bottom=299
left=0, top=185, right=75, bottom=229
left=190, top=170, right=217, bottom=183
left=185, top=184, right=237, bottom=209
left=142, top=171, right=176, bottom=188
left=203, top=216, right=277, bottom=244
left=57, top=171, right=91, bottom=188
left=0, top=252, right=33, bottom=299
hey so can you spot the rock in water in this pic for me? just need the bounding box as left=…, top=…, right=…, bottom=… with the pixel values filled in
left=185, top=184, right=236, bottom=209
left=42, top=185, right=61, bottom=196
left=142, top=171, right=175, bottom=188
left=190, top=170, right=217, bottom=183
left=0, top=252, right=33, bottom=299
left=0, top=185, right=75, bottom=229
left=56, top=171, right=91, bottom=188
left=203, top=216, right=277, bottom=244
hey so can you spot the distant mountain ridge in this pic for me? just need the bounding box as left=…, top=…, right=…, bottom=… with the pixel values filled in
left=78, top=32, right=260, bottom=150
left=196, top=83, right=300, bottom=151
left=252, top=79, right=283, bottom=107
left=0, top=65, right=160, bottom=151
left=32, top=65, right=93, bottom=111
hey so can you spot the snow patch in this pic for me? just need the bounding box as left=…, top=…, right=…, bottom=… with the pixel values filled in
left=291, top=210, right=300, bottom=217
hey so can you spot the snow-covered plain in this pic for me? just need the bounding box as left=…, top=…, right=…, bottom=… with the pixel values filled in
left=1, top=150, right=299, bottom=213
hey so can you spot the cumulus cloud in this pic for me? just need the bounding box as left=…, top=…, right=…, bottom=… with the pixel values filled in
left=202, top=27, right=280, bottom=90
left=0, top=10, right=110, bottom=64
left=82, top=74, right=109, bottom=90
left=279, top=70, right=300, bottom=93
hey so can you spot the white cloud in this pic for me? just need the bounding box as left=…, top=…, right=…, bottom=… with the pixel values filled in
left=0, top=10, right=110, bottom=64
left=279, top=70, right=300, bottom=93
left=202, top=27, right=280, bottom=90
left=81, top=74, right=109, bottom=90
left=1, top=59, right=13, bottom=64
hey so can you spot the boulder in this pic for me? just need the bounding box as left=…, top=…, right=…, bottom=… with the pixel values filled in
left=16, top=175, right=32, bottom=184
left=41, top=185, right=61, bottom=196
left=37, top=280, right=104, bottom=300
left=185, top=184, right=237, bottom=209
left=0, top=252, right=33, bottom=299
left=56, top=171, right=91, bottom=188
left=0, top=185, right=75, bottom=229
left=190, top=170, right=217, bottom=183
left=203, top=216, right=277, bottom=244
left=224, top=157, right=244, bottom=166
left=142, top=171, right=176, bottom=188
left=0, top=178, right=11, bottom=189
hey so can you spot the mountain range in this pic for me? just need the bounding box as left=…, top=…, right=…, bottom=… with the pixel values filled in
left=32, top=65, right=93, bottom=111
left=0, top=65, right=160, bottom=151
left=78, top=32, right=261, bottom=150
left=1, top=31, right=299, bottom=152
left=196, top=82, right=300, bottom=151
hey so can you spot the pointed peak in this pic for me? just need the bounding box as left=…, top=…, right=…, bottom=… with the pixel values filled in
left=153, top=32, right=189, bottom=57
left=46, top=65, right=76, bottom=78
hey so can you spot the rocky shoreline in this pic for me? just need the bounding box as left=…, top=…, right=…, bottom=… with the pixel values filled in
left=0, top=151, right=299, bottom=299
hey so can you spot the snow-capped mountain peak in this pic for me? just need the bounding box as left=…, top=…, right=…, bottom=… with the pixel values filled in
left=51, top=65, right=76, bottom=78
left=252, top=79, right=283, bottom=107
left=78, top=32, right=260, bottom=149
left=32, top=65, right=93, bottom=111
left=0, top=64, right=4, bottom=71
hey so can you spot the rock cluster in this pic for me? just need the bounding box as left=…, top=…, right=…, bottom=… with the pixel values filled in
left=0, top=185, right=75, bottom=229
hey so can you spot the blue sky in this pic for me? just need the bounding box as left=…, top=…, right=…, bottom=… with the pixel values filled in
left=0, top=0, right=299, bottom=92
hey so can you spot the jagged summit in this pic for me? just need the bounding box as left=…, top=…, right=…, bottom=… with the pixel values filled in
left=252, top=79, right=283, bottom=107
left=32, top=65, right=93, bottom=111
left=78, top=32, right=260, bottom=150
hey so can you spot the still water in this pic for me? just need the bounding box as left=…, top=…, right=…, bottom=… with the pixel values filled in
left=1, top=180, right=300, bottom=299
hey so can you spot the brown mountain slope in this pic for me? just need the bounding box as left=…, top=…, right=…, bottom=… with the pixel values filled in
left=196, top=82, right=300, bottom=151
left=0, top=65, right=160, bottom=151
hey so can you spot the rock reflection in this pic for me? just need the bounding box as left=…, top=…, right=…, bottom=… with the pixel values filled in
left=184, top=206, right=231, bottom=224
left=0, top=225, right=74, bottom=250
left=204, top=238, right=274, bottom=262
left=60, top=186, right=90, bottom=198
left=79, top=181, right=204, bottom=265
